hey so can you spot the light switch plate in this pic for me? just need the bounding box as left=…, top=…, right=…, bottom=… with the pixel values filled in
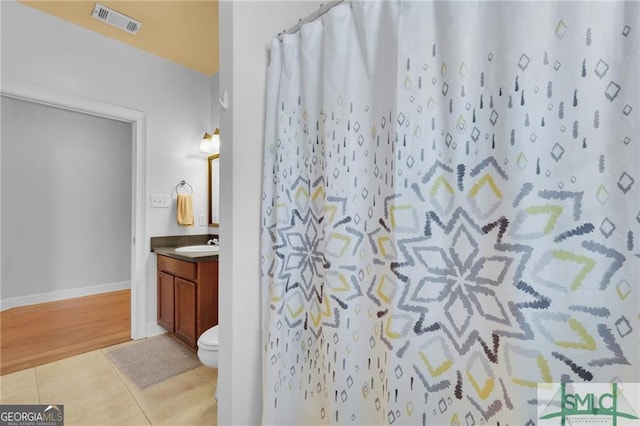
left=199, top=214, right=207, bottom=226
left=150, top=194, right=170, bottom=208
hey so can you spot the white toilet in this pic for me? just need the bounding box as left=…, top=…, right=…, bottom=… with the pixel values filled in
left=197, top=325, right=219, bottom=368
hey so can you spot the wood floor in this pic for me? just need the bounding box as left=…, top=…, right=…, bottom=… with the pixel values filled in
left=0, top=290, right=131, bottom=375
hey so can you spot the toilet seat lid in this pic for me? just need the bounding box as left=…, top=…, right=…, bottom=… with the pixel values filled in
left=198, top=325, right=219, bottom=350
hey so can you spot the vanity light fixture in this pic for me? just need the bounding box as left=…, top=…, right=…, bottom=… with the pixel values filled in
left=200, top=128, right=220, bottom=153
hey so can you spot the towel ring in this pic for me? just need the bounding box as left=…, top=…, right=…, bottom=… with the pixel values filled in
left=175, top=180, right=193, bottom=195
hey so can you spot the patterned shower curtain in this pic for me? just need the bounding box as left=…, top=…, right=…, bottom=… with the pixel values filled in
left=261, top=1, right=639, bottom=424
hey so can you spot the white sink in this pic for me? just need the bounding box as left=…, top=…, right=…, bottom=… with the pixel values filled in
left=175, top=245, right=220, bottom=253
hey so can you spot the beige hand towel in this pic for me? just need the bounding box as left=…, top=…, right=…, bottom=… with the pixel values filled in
left=177, top=193, right=194, bottom=227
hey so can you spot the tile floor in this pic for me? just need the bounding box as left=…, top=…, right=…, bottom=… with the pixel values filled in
left=0, top=341, right=218, bottom=425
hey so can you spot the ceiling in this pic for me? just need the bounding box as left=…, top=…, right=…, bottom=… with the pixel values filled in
left=19, top=1, right=219, bottom=75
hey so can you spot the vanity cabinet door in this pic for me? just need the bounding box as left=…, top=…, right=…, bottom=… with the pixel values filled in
left=156, top=254, right=218, bottom=349
left=174, top=277, right=197, bottom=347
left=157, top=271, right=175, bottom=332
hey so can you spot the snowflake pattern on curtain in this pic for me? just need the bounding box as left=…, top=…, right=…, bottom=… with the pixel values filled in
left=261, top=2, right=638, bottom=424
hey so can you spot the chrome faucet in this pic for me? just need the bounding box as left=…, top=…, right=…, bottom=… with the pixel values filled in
left=207, top=238, right=219, bottom=246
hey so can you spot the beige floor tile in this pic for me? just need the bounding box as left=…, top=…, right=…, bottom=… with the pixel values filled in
left=58, top=381, right=142, bottom=425
left=114, top=369, right=209, bottom=412
left=144, top=380, right=217, bottom=426
left=115, top=412, right=152, bottom=426
left=3, top=344, right=217, bottom=425
left=36, top=350, right=122, bottom=403
left=193, top=366, right=218, bottom=387
left=0, top=368, right=39, bottom=404
left=36, top=349, right=143, bottom=425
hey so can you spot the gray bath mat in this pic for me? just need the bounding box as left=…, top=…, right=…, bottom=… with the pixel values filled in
left=106, top=334, right=201, bottom=389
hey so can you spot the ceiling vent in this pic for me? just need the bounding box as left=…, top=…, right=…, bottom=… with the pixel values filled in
left=91, top=3, right=142, bottom=35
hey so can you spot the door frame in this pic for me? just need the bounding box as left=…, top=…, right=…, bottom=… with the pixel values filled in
left=1, top=79, right=148, bottom=339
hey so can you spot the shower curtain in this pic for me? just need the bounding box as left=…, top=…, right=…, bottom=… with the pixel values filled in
left=261, top=1, right=639, bottom=424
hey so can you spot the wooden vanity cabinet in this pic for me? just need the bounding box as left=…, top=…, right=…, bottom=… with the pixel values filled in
left=156, top=255, right=218, bottom=348
left=157, top=270, right=176, bottom=332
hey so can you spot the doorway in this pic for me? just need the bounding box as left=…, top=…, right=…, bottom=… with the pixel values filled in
left=0, top=80, right=147, bottom=340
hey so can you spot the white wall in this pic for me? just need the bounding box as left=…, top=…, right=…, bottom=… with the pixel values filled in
left=0, top=1, right=217, bottom=333
left=210, top=72, right=221, bottom=133
left=209, top=72, right=221, bottom=232
left=1, top=97, right=131, bottom=305
left=217, top=2, right=321, bottom=424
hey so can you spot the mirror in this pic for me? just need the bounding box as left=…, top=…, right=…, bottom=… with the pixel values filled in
left=208, top=154, right=220, bottom=227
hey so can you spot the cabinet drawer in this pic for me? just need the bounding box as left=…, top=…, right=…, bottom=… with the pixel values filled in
left=158, top=255, right=197, bottom=281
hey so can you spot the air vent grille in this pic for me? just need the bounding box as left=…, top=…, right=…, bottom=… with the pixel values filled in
left=91, top=3, right=142, bottom=35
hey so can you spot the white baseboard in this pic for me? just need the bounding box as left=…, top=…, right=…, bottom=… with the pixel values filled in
left=0, top=281, right=131, bottom=311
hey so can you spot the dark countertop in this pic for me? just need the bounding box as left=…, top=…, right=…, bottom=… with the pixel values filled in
left=153, top=247, right=218, bottom=263
left=150, top=234, right=219, bottom=263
